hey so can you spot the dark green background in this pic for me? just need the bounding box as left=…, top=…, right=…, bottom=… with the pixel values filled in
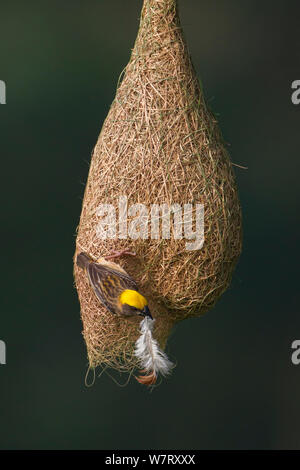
left=0, top=0, right=299, bottom=449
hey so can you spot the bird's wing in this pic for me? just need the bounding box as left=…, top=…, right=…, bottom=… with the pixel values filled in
left=87, top=263, right=138, bottom=314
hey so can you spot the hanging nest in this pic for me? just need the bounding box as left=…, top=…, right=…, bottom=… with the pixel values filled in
left=74, top=0, right=242, bottom=377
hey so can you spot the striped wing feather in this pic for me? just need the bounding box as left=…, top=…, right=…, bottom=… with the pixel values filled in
left=87, top=263, right=138, bottom=315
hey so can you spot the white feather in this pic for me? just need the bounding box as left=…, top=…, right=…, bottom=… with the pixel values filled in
left=134, top=317, right=174, bottom=377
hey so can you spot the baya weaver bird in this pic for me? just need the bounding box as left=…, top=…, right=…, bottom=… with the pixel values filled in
left=77, top=250, right=173, bottom=386
left=76, top=250, right=152, bottom=320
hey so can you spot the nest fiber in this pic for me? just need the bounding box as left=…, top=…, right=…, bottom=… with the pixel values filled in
left=74, top=0, right=242, bottom=373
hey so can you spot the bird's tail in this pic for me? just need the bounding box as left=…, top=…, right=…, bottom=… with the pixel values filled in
left=76, top=252, right=92, bottom=269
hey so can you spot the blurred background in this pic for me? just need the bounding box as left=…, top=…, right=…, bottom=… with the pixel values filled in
left=0, top=0, right=299, bottom=449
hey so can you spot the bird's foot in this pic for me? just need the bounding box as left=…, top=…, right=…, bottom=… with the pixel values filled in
left=104, top=249, right=136, bottom=260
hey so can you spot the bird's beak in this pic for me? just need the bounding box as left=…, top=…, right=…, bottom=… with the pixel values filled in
left=142, top=305, right=153, bottom=320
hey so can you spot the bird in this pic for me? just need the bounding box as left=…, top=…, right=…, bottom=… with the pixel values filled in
left=77, top=250, right=173, bottom=386
left=76, top=250, right=153, bottom=320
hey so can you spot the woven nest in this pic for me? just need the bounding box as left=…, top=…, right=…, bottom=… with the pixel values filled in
left=74, top=0, right=242, bottom=374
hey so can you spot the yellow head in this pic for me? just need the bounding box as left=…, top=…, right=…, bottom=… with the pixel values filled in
left=119, top=289, right=152, bottom=318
